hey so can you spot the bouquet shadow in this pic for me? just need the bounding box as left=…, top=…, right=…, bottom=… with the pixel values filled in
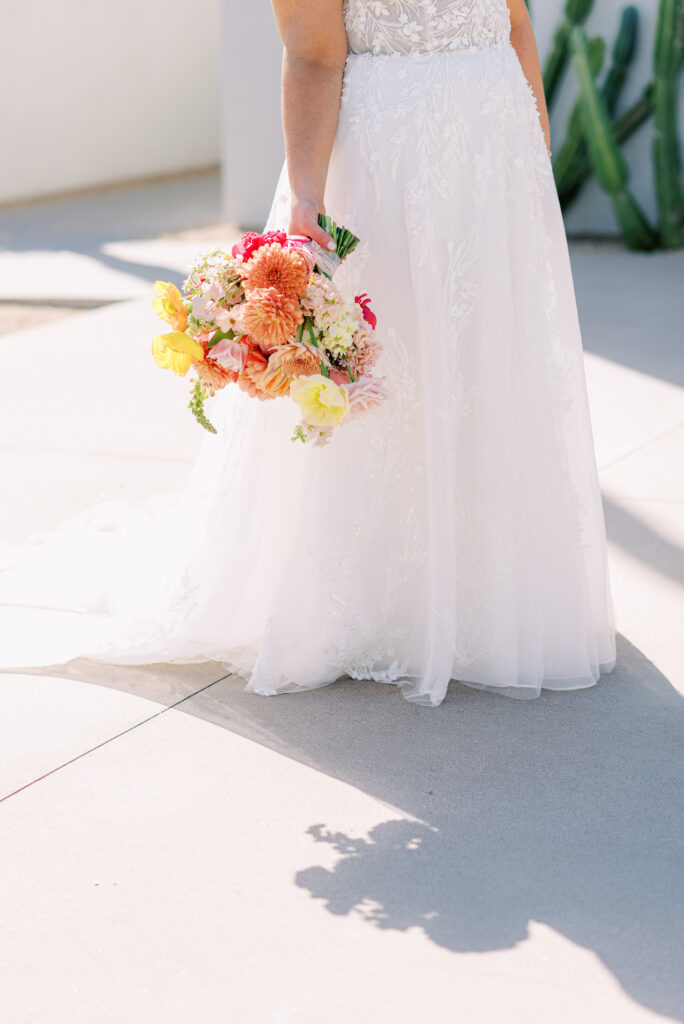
left=12, top=633, right=684, bottom=1021
left=184, top=634, right=683, bottom=1021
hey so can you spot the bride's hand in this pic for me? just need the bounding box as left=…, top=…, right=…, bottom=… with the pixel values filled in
left=289, top=195, right=337, bottom=251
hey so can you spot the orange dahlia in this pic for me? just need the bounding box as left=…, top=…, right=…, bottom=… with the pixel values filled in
left=242, top=242, right=310, bottom=298
left=241, top=287, right=303, bottom=347
left=193, top=359, right=236, bottom=394
left=268, top=344, right=320, bottom=379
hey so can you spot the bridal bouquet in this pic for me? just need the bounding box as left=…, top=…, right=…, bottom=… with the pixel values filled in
left=150, top=216, right=387, bottom=445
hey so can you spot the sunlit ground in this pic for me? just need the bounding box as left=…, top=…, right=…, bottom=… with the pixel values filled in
left=0, top=172, right=682, bottom=1024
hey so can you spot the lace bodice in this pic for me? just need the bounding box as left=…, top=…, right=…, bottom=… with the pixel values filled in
left=343, top=0, right=512, bottom=56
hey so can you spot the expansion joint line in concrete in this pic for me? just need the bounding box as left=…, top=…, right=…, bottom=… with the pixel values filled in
left=0, top=672, right=235, bottom=805
left=598, top=418, right=684, bottom=474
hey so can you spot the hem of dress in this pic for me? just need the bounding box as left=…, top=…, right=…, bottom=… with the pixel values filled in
left=243, top=655, right=618, bottom=709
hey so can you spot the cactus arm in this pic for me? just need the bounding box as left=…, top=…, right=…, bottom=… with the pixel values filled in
left=553, top=37, right=605, bottom=194
left=653, top=0, right=684, bottom=247
left=602, top=6, right=639, bottom=116
left=614, top=81, right=656, bottom=138
left=556, top=9, right=641, bottom=210
left=543, top=0, right=595, bottom=111
left=570, top=27, right=657, bottom=249
left=558, top=83, right=655, bottom=205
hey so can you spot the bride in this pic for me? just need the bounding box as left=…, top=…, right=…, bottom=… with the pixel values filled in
left=0, top=0, right=616, bottom=707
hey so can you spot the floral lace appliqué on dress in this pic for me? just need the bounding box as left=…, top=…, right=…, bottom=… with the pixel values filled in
left=343, top=0, right=511, bottom=55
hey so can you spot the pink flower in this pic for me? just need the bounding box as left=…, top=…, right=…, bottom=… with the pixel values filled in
left=329, top=367, right=351, bottom=386
left=355, top=293, right=377, bottom=330
left=213, top=305, right=242, bottom=333
left=192, top=279, right=226, bottom=321
left=211, top=338, right=248, bottom=373
left=194, top=330, right=217, bottom=347
left=231, top=230, right=287, bottom=262
left=346, top=375, right=389, bottom=421
left=348, top=331, right=383, bottom=377
left=309, top=425, right=335, bottom=448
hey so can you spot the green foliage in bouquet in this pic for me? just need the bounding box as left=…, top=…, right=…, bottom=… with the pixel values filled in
left=189, top=381, right=217, bottom=434
left=315, top=213, right=360, bottom=278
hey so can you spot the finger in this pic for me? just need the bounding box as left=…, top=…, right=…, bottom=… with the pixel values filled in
left=309, top=222, right=337, bottom=251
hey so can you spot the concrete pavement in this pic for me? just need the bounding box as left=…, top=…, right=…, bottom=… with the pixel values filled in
left=0, top=175, right=682, bottom=1023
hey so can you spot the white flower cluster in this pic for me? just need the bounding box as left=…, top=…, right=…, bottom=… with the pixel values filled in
left=302, top=276, right=367, bottom=361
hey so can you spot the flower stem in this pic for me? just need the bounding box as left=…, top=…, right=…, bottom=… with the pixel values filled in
left=317, top=213, right=360, bottom=262
left=304, top=317, right=330, bottom=378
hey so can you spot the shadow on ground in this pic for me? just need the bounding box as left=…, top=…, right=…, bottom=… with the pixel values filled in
left=604, top=495, right=684, bottom=587
left=571, top=245, right=684, bottom=389
left=0, top=171, right=226, bottom=292
left=20, top=632, right=684, bottom=1021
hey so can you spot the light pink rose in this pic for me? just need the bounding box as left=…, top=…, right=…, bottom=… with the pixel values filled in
left=346, top=375, right=390, bottom=421
left=211, top=338, right=248, bottom=373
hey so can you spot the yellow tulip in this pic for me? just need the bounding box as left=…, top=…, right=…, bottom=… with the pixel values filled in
left=289, top=373, right=349, bottom=427
left=152, top=281, right=188, bottom=332
left=152, top=332, right=205, bottom=377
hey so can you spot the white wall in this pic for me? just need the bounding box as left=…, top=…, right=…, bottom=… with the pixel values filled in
left=220, top=0, right=684, bottom=236
left=0, top=0, right=221, bottom=205
left=220, top=0, right=285, bottom=229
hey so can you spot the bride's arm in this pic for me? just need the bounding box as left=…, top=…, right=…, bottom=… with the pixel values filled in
left=507, top=0, right=552, bottom=155
left=271, top=0, right=348, bottom=249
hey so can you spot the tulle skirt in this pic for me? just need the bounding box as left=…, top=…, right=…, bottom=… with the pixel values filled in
left=0, top=44, right=616, bottom=706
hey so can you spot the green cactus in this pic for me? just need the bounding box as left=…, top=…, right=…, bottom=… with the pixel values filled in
left=558, top=83, right=655, bottom=204
left=653, top=0, right=684, bottom=247
left=602, top=6, right=639, bottom=116
left=570, top=27, right=657, bottom=249
left=556, top=8, right=640, bottom=209
left=543, top=0, right=595, bottom=111
left=553, top=37, right=606, bottom=200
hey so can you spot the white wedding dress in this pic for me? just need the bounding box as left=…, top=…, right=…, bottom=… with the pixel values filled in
left=0, top=0, right=616, bottom=707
